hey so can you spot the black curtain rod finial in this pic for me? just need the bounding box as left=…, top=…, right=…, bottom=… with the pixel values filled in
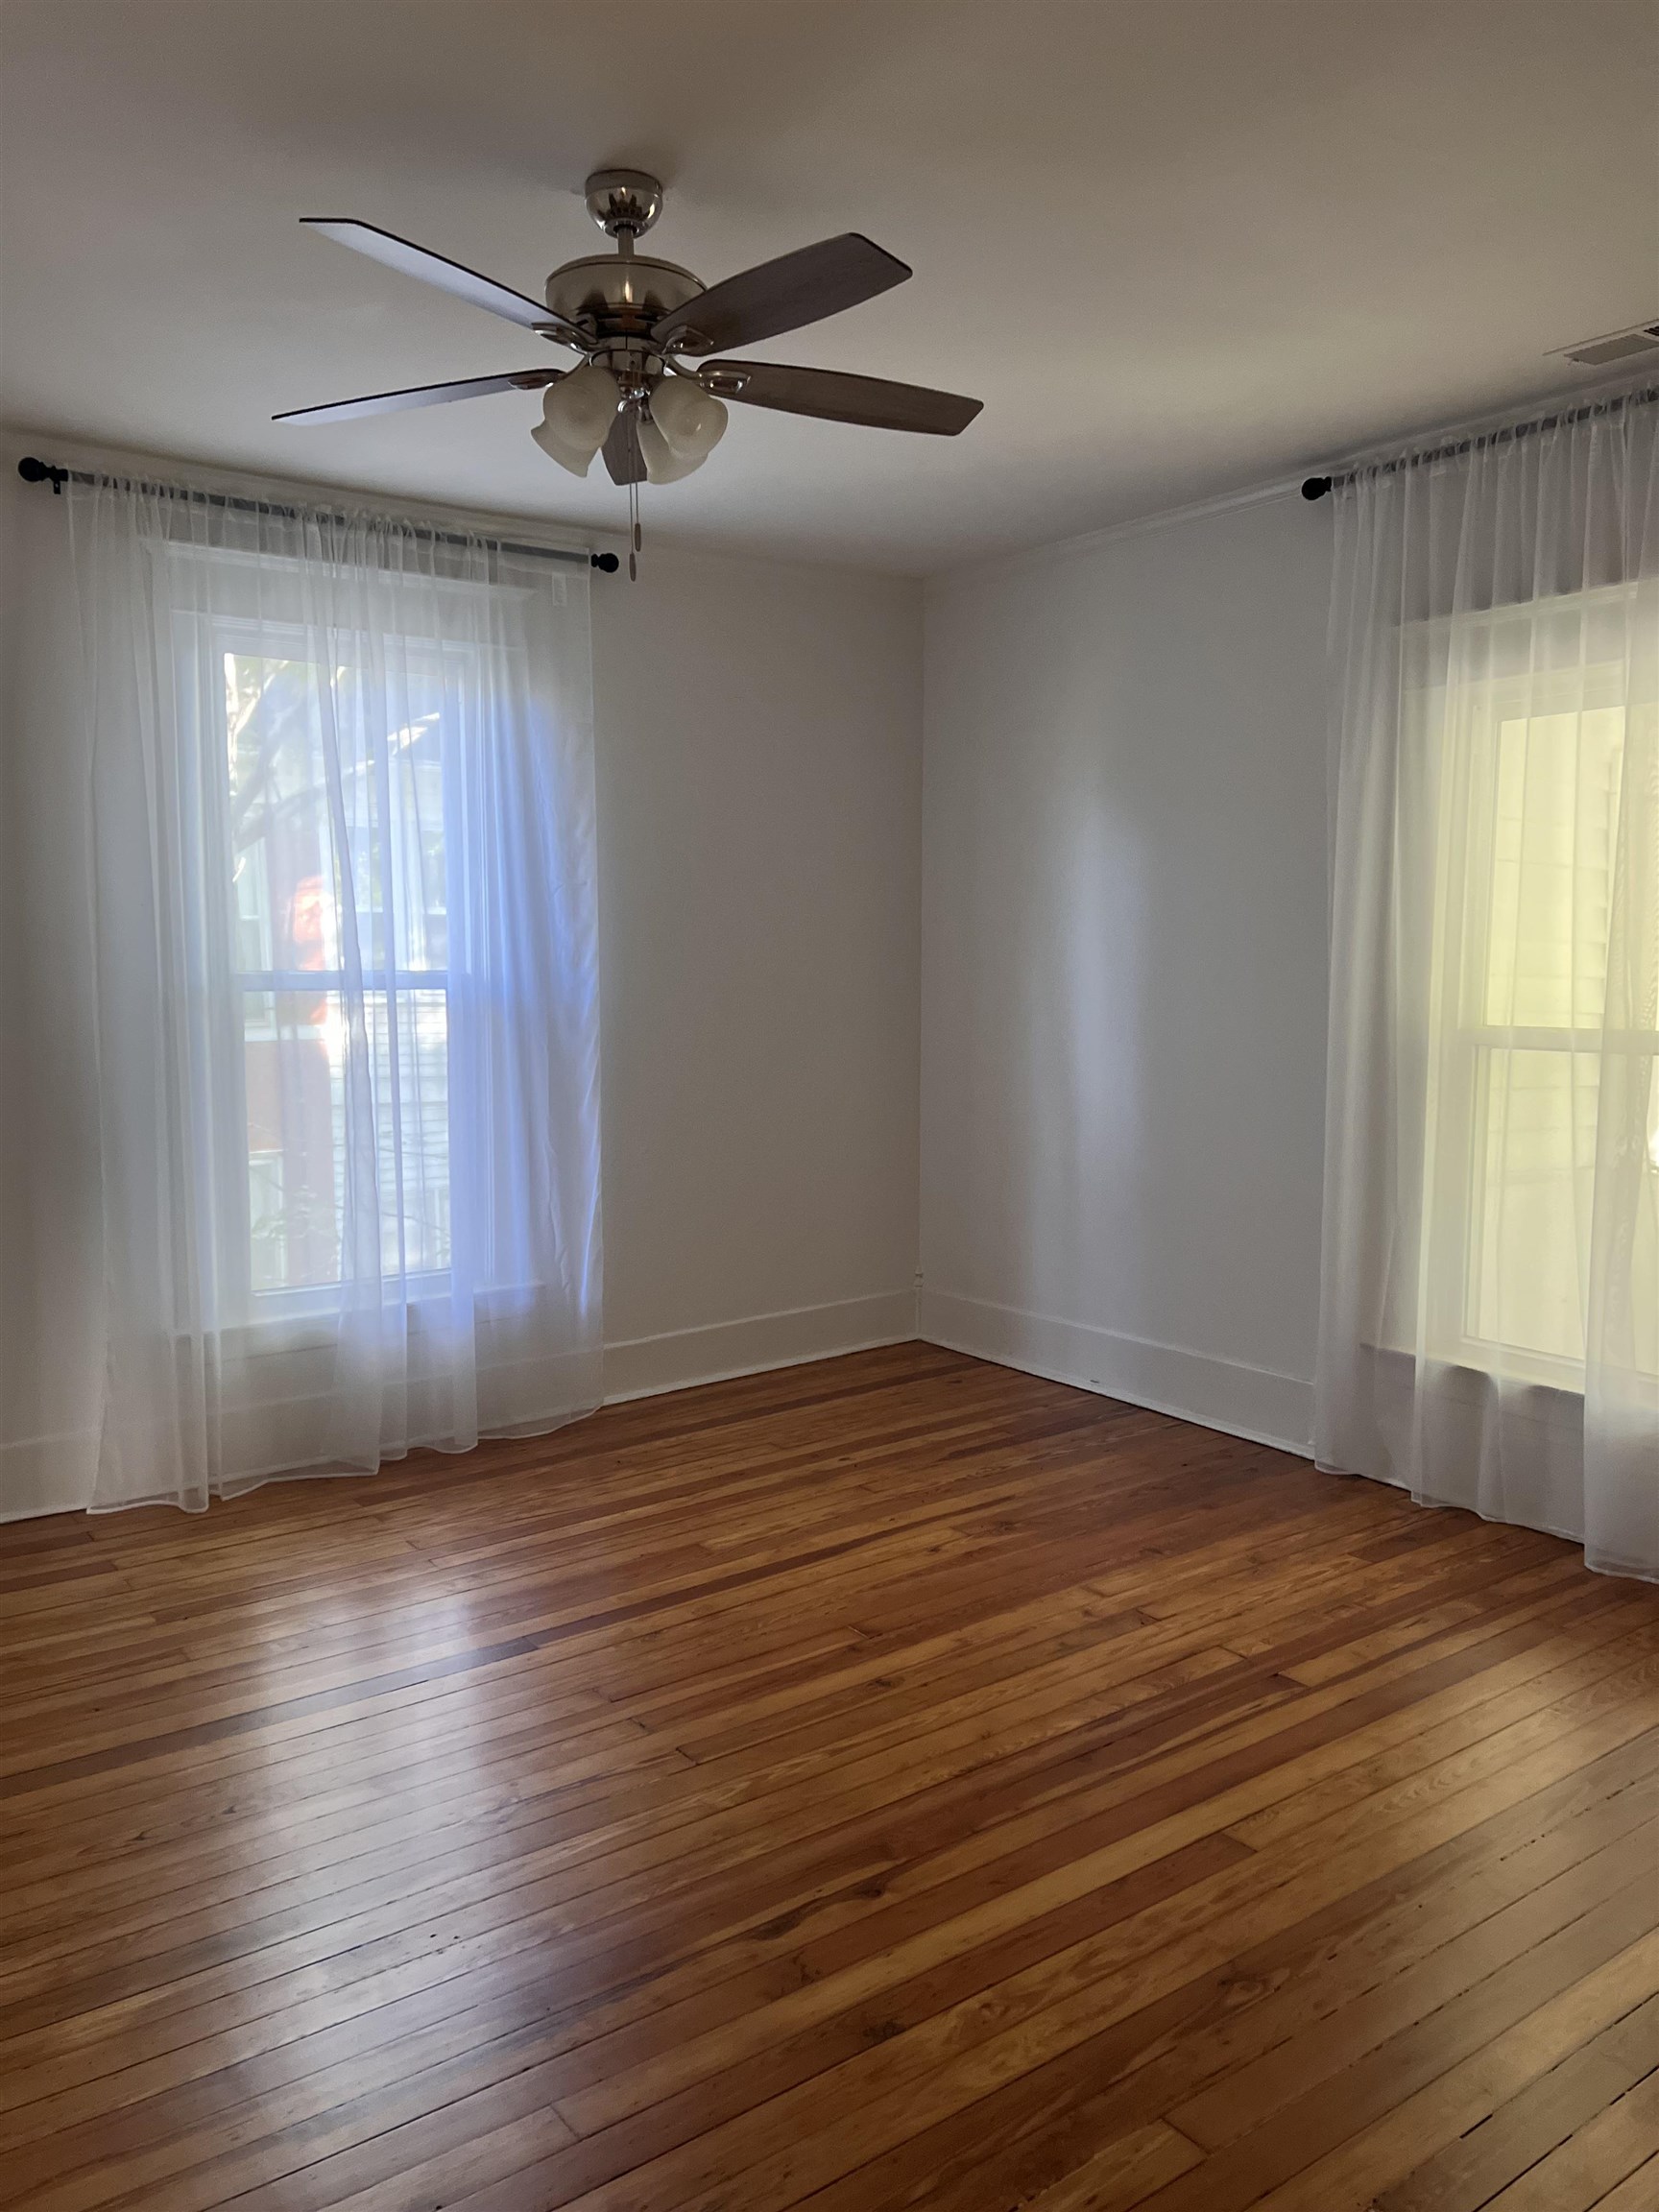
left=1301, top=475, right=1333, bottom=501
left=18, top=455, right=67, bottom=493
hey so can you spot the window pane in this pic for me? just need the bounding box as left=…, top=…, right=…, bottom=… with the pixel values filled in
left=1467, top=1046, right=1599, bottom=1363
left=226, top=654, right=344, bottom=976
left=366, top=987, right=451, bottom=1277
left=388, top=703, right=449, bottom=973
left=1483, top=707, right=1623, bottom=1032
left=244, top=989, right=342, bottom=1291
left=224, top=650, right=451, bottom=980
left=241, top=985, right=451, bottom=1292
left=225, top=643, right=456, bottom=1298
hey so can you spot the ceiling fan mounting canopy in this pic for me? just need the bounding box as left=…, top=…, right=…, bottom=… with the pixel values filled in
left=583, top=168, right=666, bottom=241
left=277, top=166, right=982, bottom=496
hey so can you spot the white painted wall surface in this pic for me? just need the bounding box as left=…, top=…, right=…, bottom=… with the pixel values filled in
left=919, top=492, right=1333, bottom=1451
left=592, top=544, right=922, bottom=1399
left=0, top=445, right=923, bottom=1514
left=0, top=453, right=107, bottom=1517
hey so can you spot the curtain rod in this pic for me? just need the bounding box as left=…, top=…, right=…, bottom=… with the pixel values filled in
left=1299, top=382, right=1659, bottom=502
left=15, top=456, right=620, bottom=573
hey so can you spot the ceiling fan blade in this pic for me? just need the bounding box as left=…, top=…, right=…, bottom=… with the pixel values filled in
left=602, top=409, right=646, bottom=485
left=654, top=234, right=910, bottom=356
left=697, top=360, right=982, bottom=435
left=301, top=220, right=584, bottom=344
left=275, top=369, right=565, bottom=424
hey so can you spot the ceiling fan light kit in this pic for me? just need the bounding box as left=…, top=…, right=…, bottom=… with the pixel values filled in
left=278, top=168, right=982, bottom=575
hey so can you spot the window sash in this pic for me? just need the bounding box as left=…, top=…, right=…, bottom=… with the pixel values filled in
left=1424, top=640, right=1656, bottom=1386
left=212, top=620, right=465, bottom=1314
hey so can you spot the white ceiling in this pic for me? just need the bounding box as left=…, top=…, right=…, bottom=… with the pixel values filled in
left=2, top=1, right=1654, bottom=572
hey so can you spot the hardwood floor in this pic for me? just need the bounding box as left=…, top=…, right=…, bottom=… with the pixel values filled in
left=1, top=1342, right=1656, bottom=2212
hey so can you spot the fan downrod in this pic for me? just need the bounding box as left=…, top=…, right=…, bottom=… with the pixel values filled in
left=585, top=170, right=665, bottom=242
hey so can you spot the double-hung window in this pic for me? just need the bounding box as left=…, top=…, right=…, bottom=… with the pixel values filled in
left=75, top=486, right=602, bottom=1510
left=1318, top=405, right=1656, bottom=1576
left=1420, top=590, right=1658, bottom=1388
left=220, top=634, right=457, bottom=1311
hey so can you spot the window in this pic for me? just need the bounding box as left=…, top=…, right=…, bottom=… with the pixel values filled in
left=74, top=485, right=601, bottom=1509
left=222, top=638, right=457, bottom=1306
left=1318, top=406, right=1657, bottom=1575
left=1429, top=611, right=1659, bottom=1385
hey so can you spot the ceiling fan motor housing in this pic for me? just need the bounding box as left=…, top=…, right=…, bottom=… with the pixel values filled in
left=545, top=253, right=705, bottom=398
left=543, top=254, right=704, bottom=330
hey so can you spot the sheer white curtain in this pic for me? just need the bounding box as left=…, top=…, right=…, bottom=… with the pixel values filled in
left=1317, top=391, right=1658, bottom=1580
left=69, top=477, right=602, bottom=1510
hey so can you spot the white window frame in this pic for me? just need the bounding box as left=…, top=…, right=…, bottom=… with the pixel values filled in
left=1423, top=621, right=1656, bottom=1393
left=211, top=619, right=464, bottom=1324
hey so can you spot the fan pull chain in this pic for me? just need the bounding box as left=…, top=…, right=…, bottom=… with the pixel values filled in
left=628, top=475, right=640, bottom=582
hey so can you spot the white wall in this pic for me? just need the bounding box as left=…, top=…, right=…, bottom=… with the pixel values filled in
left=0, top=445, right=923, bottom=1514
left=0, top=456, right=107, bottom=1517
left=592, top=544, right=922, bottom=1398
left=919, top=491, right=1333, bottom=1452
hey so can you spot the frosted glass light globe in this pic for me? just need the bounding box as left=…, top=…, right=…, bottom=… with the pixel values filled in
left=637, top=413, right=706, bottom=484
left=531, top=364, right=621, bottom=475
left=649, top=377, right=728, bottom=464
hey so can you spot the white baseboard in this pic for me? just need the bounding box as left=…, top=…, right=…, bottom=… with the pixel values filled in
left=0, top=1298, right=922, bottom=1521
left=602, top=1289, right=921, bottom=1405
left=0, top=1429, right=99, bottom=1520
left=2, top=1292, right=1306, bottom=1520
left=919, top=1288, right=1313, bottom=1457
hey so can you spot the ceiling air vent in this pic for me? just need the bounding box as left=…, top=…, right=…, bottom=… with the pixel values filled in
left=1553, top=320, right=1659, bottom=368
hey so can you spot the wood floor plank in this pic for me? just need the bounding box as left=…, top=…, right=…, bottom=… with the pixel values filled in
left=778, top=1749, right=1659, bottom=2212
left=1469, top=2072, right=1659, bottom=2212
left=0, top=1344, right=1652, bottom=2212
left=1009, top=2122, right=1201, bottom=2211
left=1172, top=1933, right=1659, bottom=2212
left=1588, top=2150, right=1659, bottom=2209
left=1373, top=1992, right=1659, bottom=2212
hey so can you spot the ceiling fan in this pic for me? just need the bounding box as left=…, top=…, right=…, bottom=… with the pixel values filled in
left=277, top=169, right=982, bottom=570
